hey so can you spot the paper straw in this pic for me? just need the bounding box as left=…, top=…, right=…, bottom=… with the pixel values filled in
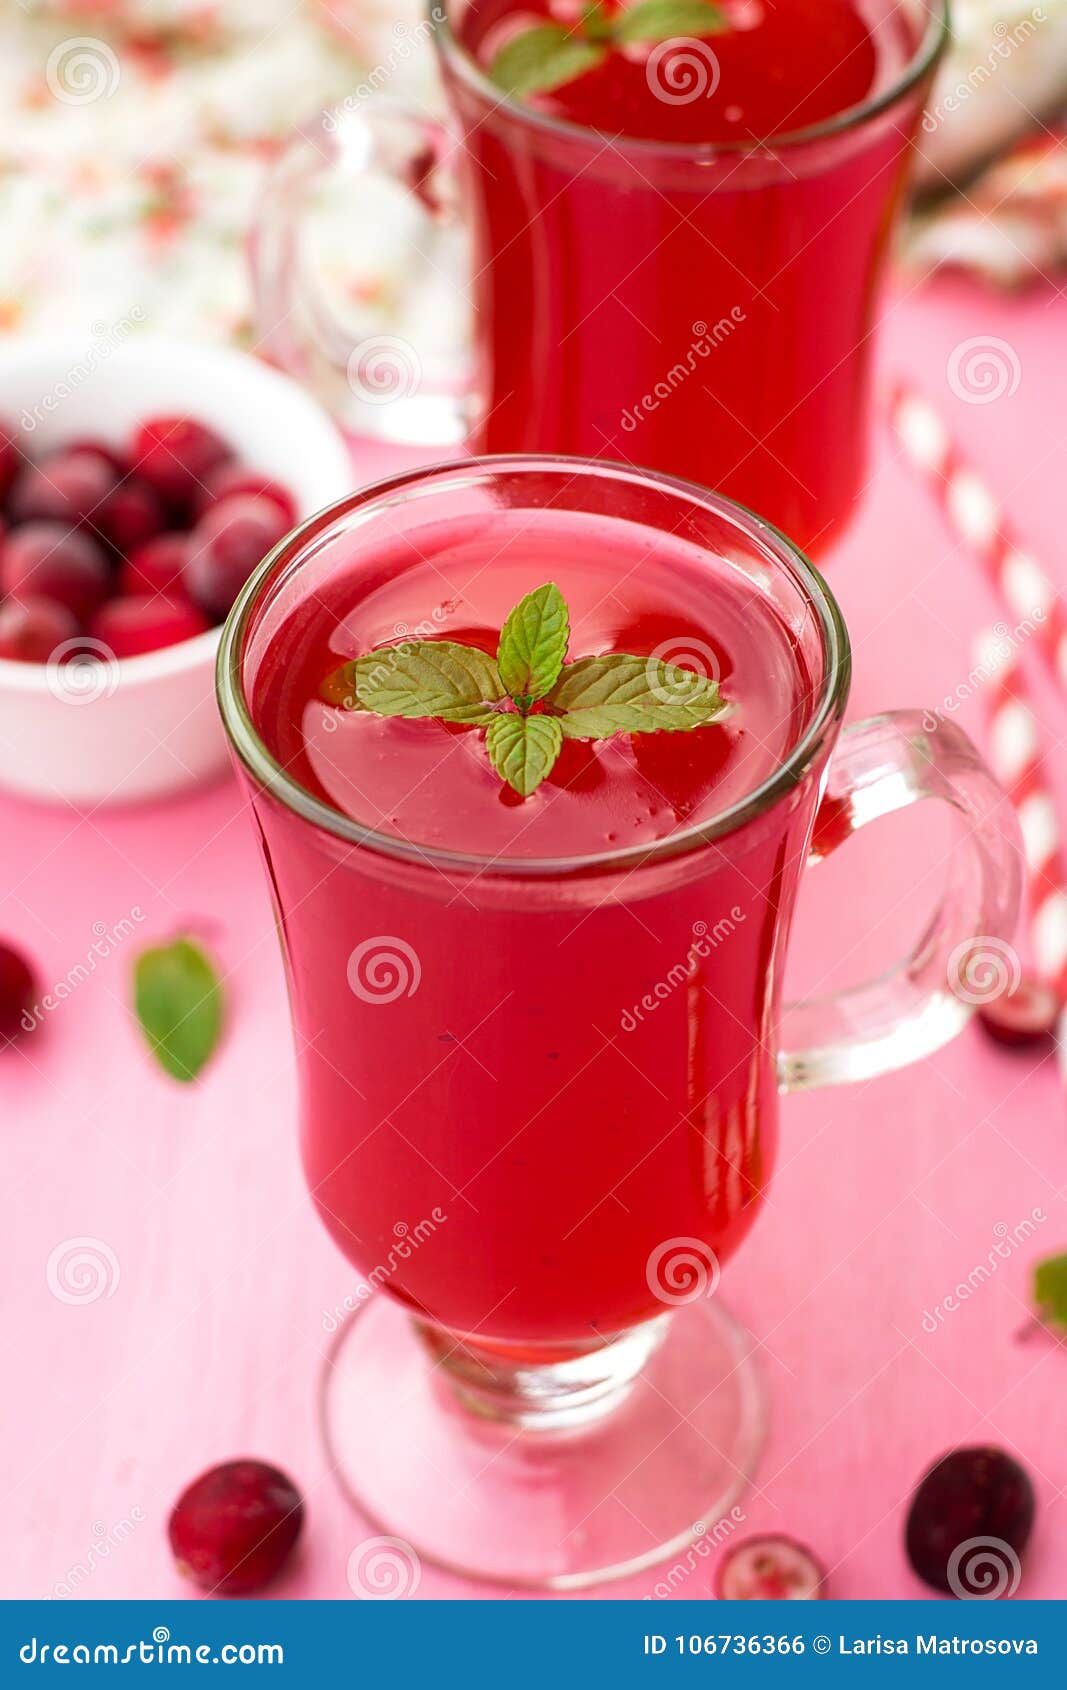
left=973, top=628, right=1067, bottom=996
left=888, top=383, right=1067, bottom=692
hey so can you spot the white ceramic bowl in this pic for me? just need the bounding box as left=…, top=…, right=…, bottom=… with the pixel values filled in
left=0, top=338, right=354, bottom=805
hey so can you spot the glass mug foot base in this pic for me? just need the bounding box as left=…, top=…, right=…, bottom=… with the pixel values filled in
left=320, top=1293, right=765, bottom=1591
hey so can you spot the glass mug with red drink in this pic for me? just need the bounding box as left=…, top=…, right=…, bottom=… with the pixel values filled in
left=252, top=0, right=946, bottom=555
left=217, top=456, right=1021, bottom=1588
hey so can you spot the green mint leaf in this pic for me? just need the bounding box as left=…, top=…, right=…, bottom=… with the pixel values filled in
left=319, top=661, right=365, bottom=710
left=497, top=582, right=570, bottom=702
left=485, top=712, right=564, bottom=796
left=133, top=937, right=224, bottom=1084
left=320, top=657, right=492, bottom=719
left=1034, top=1253, right=1067, bottom=1333
left=581, top=1, right=616, bottom=42
left=489, top=24, right=606, bottom=97
left=433, top=705, right=501, bottom=723
left=548, top=653, right=727, bottom=738
left=613, top=0, right=728, bottom=45
left=355, top=641, right=505, bottom=718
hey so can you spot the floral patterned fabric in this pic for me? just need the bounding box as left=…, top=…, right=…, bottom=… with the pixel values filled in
left=0, top=1, right=374, bottom=344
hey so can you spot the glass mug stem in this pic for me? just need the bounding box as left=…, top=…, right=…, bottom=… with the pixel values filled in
left=414, top=1314, right=671, bottom=1429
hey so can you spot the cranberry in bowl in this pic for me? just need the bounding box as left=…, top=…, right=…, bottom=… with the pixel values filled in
left=0, top=339, right=352, bottom=804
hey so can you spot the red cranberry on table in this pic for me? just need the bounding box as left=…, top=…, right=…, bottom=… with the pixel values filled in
left=199, top=463, right=297, bottom=529
left=977, top=974, right=1060, bottom=1048
left=185, top=494, right=290, bottom=620
left=715, top=1536, right=826, bottom=1600
left=0, top=595, right=79, bottom=663
left=0, top=941, right=38, bottom=1042
left=90, top=594, right=210, bottom=659
left=905, top=1447, right=1034, bottom=1597
left=7, top=449, right=117, bottom=530
left=168, top=1460, right=304, bottom=1595
left=1, top=523, right=111, bottom=623
left=133, top=416, right=230, bottom=511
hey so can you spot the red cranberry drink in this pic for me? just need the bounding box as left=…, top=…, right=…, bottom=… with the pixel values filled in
left=252, top=498, right=813, bottom=1343
left=218, top=458, right=1019, bottom=1586
left=444, top=0, right=942, bottom=555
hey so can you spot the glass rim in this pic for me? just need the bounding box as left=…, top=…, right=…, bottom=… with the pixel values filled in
left=433, top=0, right=949, bottom=160
left=216, top=455, right=852, bottom=880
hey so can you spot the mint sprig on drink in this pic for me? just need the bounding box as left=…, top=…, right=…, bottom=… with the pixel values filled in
left=489, top=0, right=729, bottom=99
left=321, top=582, right=729, bottom=798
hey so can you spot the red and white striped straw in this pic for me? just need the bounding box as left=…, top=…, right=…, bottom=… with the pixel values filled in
left=887, top=383, right=1067, bottom=692
left=973, top=629, right=1067, bottom=1082
left=887, top=380, right=1067, bottom=1068
left=973, top=627, right=1067, bottom=999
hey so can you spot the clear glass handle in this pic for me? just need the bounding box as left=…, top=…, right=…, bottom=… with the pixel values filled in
left=249, top=100, right=471, bottom=444
left=779, top=710, right=1023, bottom=1093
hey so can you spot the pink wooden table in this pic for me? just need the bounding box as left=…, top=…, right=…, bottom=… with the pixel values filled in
left=3, top=278, right=1066, bottom=1603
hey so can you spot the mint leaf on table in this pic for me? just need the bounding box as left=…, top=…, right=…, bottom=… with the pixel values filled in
left=547, top=653, right=727, bottom=737
left=613, top=0, right=729, bottom=44
left=133, top=937, right=223, bottom=1084
left=497, top=580, right=569, bottom=703
left=489, top=24, right=607, bottom=97
left=319, top=583, right=731, bottom=799
left=1033, top=1253, right=1067, bottom=1335
left=486, top=712, right=565, bottom=796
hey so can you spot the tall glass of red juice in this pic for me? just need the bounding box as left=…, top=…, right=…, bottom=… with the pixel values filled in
left=252, top=0, right=946, bottom=554
left=217, top=457, right=1019, bottom=1587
